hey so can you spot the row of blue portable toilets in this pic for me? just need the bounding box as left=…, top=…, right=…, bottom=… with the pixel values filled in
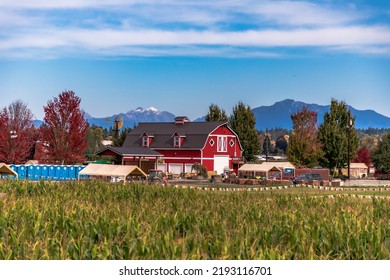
left=8, top=164, right=87, bottom=181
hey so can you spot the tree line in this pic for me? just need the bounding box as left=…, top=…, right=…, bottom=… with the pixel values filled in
left=205, top=99, right=390, bottom=177
left=0, top=91, right=87, bottom=165
left=2, top=91, right=390, bottom=176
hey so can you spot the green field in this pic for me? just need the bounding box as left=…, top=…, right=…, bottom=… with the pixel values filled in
left=0, top=180, right=389, bottom=260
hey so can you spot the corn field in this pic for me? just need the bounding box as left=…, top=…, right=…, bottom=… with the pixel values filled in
left=0, top=180, right=389, bottom=260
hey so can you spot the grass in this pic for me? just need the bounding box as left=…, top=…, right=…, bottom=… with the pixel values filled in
left=0, top=179, right=389, bottom=260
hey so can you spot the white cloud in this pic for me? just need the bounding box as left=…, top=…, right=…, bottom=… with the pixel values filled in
left=0, top=1, right=388, bottom=58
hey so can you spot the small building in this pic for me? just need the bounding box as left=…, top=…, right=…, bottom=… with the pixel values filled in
left=342, top=163, right=369, bottom=178
left=260, top=161, right=295, bottom=177
left=238, top=163, right=282, bottom=179
left=121, top=117, right=244, bottom=175
left=95, top=146, right=163, bottom=174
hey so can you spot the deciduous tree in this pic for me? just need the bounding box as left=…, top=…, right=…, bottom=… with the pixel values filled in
left=353, top=146, right=371, bottom=168
left=85, top=125, right=104, bottom=161
left=39, top=90, right=88, bottom=164
left=287, top=106, right=322, bottom=167
left=0, top=100, right=35, bottom=163
left=228, top=101, right=261, bottom=162
left=205, top=103, right=228, bottom=122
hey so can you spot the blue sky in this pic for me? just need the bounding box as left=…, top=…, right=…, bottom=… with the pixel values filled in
left=1, top=0, right=390, bottom=121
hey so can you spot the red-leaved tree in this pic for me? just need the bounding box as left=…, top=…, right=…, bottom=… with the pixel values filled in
left=38, top=91, right=88, bottom=164
left=353, top=146, right=372, bottom=168
left=0, top=100, right=36, bottom=164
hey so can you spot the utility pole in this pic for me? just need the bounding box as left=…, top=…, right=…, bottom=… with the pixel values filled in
left=347, top=116, right=353, bottom=180
left=10, top=130, right=17, bottom=164
left=265, top=130, right=269, bottom=162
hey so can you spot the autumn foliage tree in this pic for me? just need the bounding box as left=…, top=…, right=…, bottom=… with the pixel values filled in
left=0, top=100, right=36, bottom=163
left=38, top=91, right=88, bottom=164
left=287, top=106, right=322, bottom=167
left=353, top=146, right=371, bottom=168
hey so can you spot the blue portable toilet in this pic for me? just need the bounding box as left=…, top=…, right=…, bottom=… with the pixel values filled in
left=75, top=165, right=87, bottom=180
left=53, top=165, right=61, bottom=180
left=48, top=165, right=56, bottom=180
left=18, top=165, right=27, bottom=179
left=60, top=166, right=69, bottom=180
left=27, top=165, right=35, bottom=180
left=41, top=165, right=49, bottom=180
left=33, top=165, right=42, bottom=180
left=9, top=164, right=17, bottom=176
left=68, top=166, right=76, bottom=180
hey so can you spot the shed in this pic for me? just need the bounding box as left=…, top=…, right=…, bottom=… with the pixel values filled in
left=238, top=163, right=282, bottom=179
left=78, top=164, right=147, bottom=184
left=261, top=161, right=294, bottom=171
left=342, top=163, right=369, bottom=178
left=0, top=163, right=18, bottom=179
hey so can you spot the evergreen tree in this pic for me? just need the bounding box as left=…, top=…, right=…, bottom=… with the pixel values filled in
left=372, top=134, right=390, bottom=173
left=275, top=135, right=288, bottom=155
left=287, top=106, right=322, bottom=167
left=262, top=130, right=274, bottom=157
left=228, top=101, right=261, bottom=162
left=318, top=99, right=358, bottom=175
left=85, top=125, right=104, bottom=161
left=205, top=103, right=228, bottom=122
left=113, top=127, right=132, bottom=147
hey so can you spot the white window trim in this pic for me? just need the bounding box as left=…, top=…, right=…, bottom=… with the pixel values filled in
left=217, top=136, right=227, bottom=152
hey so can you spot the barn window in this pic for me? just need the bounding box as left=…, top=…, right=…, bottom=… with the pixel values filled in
left=209, top=139, right=215, bottom=146
left=229, top=139, right=235, bottom=147
left=217, top=136, right=227, bottom=152
left=174, top=136, right=180, bottom=147
left=142, top=136, right=149, bottom=147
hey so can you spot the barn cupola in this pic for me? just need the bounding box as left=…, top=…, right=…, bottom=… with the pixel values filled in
left=174, top=116, right=190, bottom=125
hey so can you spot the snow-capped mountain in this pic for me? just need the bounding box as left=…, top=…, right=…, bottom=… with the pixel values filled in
left=87, top=107, right=176, bottom=129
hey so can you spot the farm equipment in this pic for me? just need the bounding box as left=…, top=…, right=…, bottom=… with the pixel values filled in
left=148, top=169, right=167, bottom=185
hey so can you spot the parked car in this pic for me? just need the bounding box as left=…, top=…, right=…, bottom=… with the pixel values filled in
left=292, top=173, right=323, bottom=184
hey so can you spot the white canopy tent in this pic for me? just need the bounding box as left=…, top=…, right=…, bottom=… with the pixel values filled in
left=0, top=163, right=18, bottom=179
left=78, top=164, right=147, bottom=184
left=238, top=163, right=282, bottom=179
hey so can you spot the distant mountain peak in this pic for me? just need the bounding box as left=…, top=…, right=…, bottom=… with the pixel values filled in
left=87, top=106, right=175, bottom=129
left=133, top=106, right=159, bottom=113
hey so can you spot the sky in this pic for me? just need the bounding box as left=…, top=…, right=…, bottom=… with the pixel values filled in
left=0, top=0, right=390, bottom=120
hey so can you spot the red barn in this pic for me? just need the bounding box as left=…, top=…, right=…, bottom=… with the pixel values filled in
left=120, top=116, right=244, bottom=174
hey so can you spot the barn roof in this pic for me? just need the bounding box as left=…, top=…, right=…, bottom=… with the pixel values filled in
left=96, top=146, right=162, bottom=157
left=123, top=121, right=230, bottom=150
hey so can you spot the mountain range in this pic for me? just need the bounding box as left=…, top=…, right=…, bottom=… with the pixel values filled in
left=251, top=99, right=390, bottom=130
left=34, top=100, right=390, bottom=130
